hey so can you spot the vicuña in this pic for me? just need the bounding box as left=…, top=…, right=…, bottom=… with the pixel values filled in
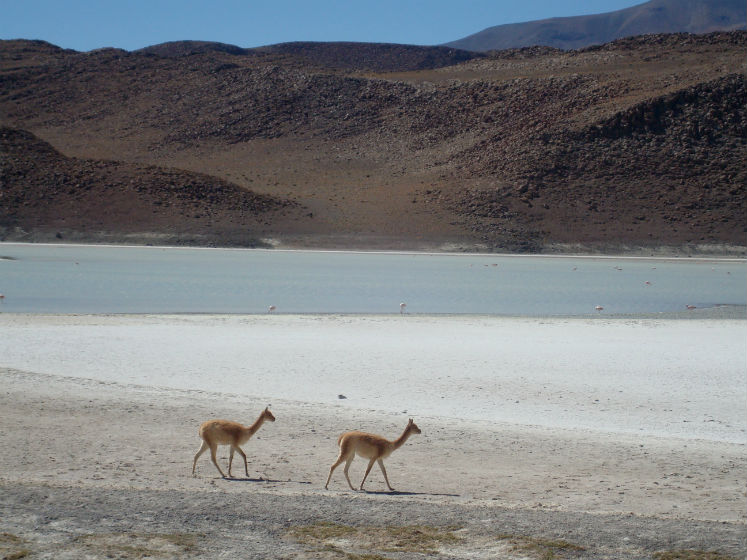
left=325, top=418, right=421, bottom=491
left=192, top=406, right=275, bottom=478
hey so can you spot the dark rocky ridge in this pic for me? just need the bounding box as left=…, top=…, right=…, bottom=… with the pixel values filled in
left=137, top=40, right=484, bottom=72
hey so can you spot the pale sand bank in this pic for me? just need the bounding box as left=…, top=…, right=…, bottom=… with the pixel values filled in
left=1, top=314, right=745, bottom=558
left=1, top=313, right=745, bottom=441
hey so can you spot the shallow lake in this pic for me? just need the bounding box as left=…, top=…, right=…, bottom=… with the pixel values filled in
left=0, top=243, right=745, bottom=315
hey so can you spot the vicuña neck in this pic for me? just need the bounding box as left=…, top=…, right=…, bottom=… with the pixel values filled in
left=247, top=414, right=266, bottom=435
left=393, top=426, right=413, bottom=449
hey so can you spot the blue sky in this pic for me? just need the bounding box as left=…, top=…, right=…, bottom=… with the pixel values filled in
left=2, top=0, right=645, bottom=52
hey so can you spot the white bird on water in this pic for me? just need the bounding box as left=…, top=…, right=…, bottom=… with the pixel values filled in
left=400, top=302, right=407, bottom=314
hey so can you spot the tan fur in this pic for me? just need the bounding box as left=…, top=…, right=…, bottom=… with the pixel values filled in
left=325, top=418, right=421, bottom=491
left=192, top=407, right=275, bottom=478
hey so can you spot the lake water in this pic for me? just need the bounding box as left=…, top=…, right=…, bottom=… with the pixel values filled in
left=0, top=243, right=745, bottom=315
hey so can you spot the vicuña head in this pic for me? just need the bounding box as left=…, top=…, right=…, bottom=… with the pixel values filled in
left=192, top=406, right=275, bottom=479
left=325, top=418, right=421, bottom=492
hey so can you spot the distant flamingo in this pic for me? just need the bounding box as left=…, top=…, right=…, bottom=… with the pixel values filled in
left=595, top=305, right=604, bottom=313
left=686, top=305, right=696, bottom=310
left=268, top=305, right=277, bottom=313
left=400, top=302, right=407, bottom=314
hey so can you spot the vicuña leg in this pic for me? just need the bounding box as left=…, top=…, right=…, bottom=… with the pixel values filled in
left=342, top=455, right=356, bottom=491
left=228, top=447, right=235, bottom=478
left=232, top=445, right=249, bottom=478
left=326, top=451, right=358, bottom=490
left=192, top=441, right=209, bottom=476
left=360, top=458, right=395, bottom=491
left=360, top=457, right=377, bottom=490
left=325, top=454, right=344, bottom=489
left=209, top=443, right=227, bottom=478
left=377, top=458, right=394, bottom=491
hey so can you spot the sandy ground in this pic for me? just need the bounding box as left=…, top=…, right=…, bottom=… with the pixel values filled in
left=1, top=315, right=746, bottom=559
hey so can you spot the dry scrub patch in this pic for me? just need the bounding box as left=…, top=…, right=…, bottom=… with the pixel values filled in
left=287, top=523, right=461, bottom=557
left=72, top=532, right=199, bottom=558
left=496, top=534, right=585, bottom=560
left=0, top=532, right=31, bottom=560
left=653, top=551, right=742, bottom=560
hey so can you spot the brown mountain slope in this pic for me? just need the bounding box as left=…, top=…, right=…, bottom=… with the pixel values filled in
left=0, top=127, right=302, bottom=246
left=0, top=32, right=745, bottom=253
left=442, top=72, right=746, bottom=251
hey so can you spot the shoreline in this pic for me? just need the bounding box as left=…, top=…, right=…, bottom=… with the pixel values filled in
left=2, top=239, right=746, bottom=261
left=2, top=304, right=744, bottom=319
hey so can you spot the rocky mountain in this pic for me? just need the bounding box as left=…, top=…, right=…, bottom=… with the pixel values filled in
left=1, top=32, right=745, bottom=253
left=1, top=126, right=301, bottom=246
left=446, top=0, right=746, bottom=51
left=138, top=41, right=484, bottom=72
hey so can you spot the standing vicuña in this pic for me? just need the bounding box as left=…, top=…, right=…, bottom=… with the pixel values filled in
left=192, top=407, right=275, bottom=478
left=325, top=418, right=421, bottom=491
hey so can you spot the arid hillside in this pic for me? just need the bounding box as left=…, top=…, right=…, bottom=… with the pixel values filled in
left=1, top=33, right=745, bottom=253
left=0, top=126, right=303, bottom=246
left=446, top=0, right=746, bottom=51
